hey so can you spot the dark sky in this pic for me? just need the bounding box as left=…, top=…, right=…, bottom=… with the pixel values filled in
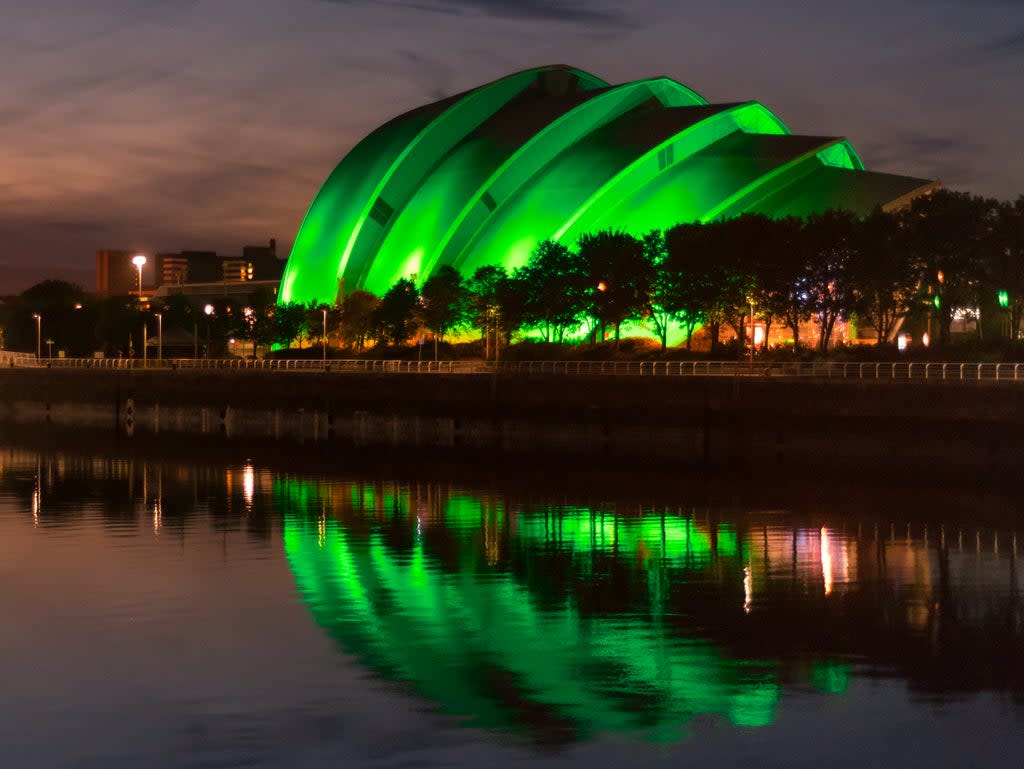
left=2, top=0, right=1022, bottom=294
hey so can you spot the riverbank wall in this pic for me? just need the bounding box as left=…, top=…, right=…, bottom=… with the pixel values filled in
left=0, top=368, right=1021, bottom=473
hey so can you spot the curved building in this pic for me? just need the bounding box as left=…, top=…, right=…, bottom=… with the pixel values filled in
left=280, top=65, right=936, bottom=304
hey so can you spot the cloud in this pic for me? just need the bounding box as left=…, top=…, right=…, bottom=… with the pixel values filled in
left=318, top=0, right=628, bottom=25
left=859, top=130, right=987, bottom=189
left=977, top=29, right=1024, bottom=55
left=398, top=49, right=457, bottom=101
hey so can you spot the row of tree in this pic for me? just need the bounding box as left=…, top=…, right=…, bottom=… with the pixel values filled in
left=3, top=189, right=1022, bottom=357
left=336, top=189, right=1024, bottom=353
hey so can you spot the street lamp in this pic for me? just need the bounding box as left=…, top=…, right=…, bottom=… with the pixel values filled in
left=132, top=254, right=147, bottom=299
left=243, top=307, right=254, bottom=359
left=204, top=303, right=214, bottom=358
left=32, top=313, right=41, bottom=359
left=748, top=298, right=755, bottom=364
left=322, top=307, right=328, bottom=364
left=155, top=312, right=163, bottom=361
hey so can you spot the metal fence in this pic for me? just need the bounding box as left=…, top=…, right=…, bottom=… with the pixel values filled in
left=0, top=351, right=40, bottom=368
left=45, top=358, right=474, bottom=374
left=27, top=357, right=1024, bottom=382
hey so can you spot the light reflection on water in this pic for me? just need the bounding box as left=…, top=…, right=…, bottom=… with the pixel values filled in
left=1, top=445, right=1022, bottom=768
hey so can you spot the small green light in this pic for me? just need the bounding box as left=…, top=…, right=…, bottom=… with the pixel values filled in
left=933, top=295, right=941, bottom=310
left=998, top=290, right=1009, bottom=309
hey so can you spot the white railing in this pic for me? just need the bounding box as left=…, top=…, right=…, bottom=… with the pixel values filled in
left=28, top=357, right=1024, bottom=382
left=493, top=360, right=1024, bottom=381
left=40, top=357, right=480, bottom=374
left=0, top=351, right=41, bottom=368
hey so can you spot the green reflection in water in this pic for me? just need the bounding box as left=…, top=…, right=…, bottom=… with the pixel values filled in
left=279, top=480, right=801, bottom=742
left=813, top=660, right=851, bottom=695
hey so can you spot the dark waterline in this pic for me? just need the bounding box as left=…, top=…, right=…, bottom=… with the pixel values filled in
left=1, top=439, right=1022, bottom=768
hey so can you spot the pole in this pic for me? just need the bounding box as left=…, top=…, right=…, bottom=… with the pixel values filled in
left=193, top=322, right=198, bottom=359
left=749, top=300, right=755, bottom=364
left=156, top=313, right=163, bottom=362
left=143, top=323, right=148, bottom=365
left=33, top=315, right=41, bottom=360
left=322, top=308, right=327, bottom=364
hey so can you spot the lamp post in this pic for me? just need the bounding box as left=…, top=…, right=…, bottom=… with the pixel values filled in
left=749, top=299, right=755, bottom=364
left=243, top=307, right=254, bottom=359
left=322, top=307, right=328, bottom=365
left=155, top=312, right=163, bottom=362
left=132, top=254, right=147, bottom=300
left=32, top=313, right=41, bottom=360
left=204, top=303, right=214, bottom=358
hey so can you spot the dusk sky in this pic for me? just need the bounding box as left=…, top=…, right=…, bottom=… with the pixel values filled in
left=2, top=0, right=1022, bottom=294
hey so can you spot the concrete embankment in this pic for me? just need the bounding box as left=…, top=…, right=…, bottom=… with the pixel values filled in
left=0, top=367, right=1021, bottom=473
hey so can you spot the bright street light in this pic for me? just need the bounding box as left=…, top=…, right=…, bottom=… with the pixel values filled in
left=31, top=313, right=41, bottom=359
left=132, top=254, right=147, bottom=299
left=203, top=304, right=214, bottom=358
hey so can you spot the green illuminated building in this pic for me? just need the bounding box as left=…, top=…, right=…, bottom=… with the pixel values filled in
left=280, top=65, right=936, bottom=304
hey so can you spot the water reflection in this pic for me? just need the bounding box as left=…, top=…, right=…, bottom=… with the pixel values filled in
left=3, top=445, right=1022, bottom=753
left=275, top=478, right=1024, bottom=742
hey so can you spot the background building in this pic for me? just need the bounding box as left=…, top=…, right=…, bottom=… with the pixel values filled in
left=96, top=240, right=285, bottom=303
left=95, top=249, right=141, bottom=297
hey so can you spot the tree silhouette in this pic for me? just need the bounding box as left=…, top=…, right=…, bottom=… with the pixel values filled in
left=519, top=240, right=588, bottom=343
left=420, top=265, right=468, bottom=343
left=848, top=208, right=918, bottom=345
left=803, top=210, right=856, bottom=352
left=577, top=230, right=652, bottom=345
left=372, top=278, right=420, bottom=346
left=339, top=290, right=380, bottom=351
left=904, top=190, right=999, bottom=346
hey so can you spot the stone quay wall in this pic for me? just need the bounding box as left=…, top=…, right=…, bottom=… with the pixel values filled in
left=0, top=367, right=1021, bottom=472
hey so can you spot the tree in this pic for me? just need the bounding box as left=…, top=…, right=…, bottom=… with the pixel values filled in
left=269, top=302, right=306, bottom=349
left=985, top=197, right=1024, bottom=341
left=663, top=222, right=713, bottom=351
left=1, top=280, right=94, bottom=357
left=304, top=303, right=332, bottom=355
left=240, top=286, right=281, bottom=354
left=519, top=240, right=588, bottom=342
left=803, top=210, right=856, bottom=352
left=750, top=217, right=805, bottom=351
left=93, top=296, right=145, bottom=358
left=372, top=278, right=420, bottom=346
left=577, top=230, right=652, bottom=345
left=339, top=290, right=380, bottom=351
left=848, top=208, right=918, bottom=345
left=904, top=190, right=999, bottom=345
left=467, top=265, right=529, bottom=355
left=494, top=270, right=529, bottom=347
left=711, top=215, right=775, bottom=350
left=642, top=231, right=676, bottom=351
left=420, top=265, right=468, bottom=342
left=665, top=220, right=753, bottom=354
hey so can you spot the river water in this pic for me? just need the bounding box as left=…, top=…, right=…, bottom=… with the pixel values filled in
left=2, top=441, right=1022, bottom=768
